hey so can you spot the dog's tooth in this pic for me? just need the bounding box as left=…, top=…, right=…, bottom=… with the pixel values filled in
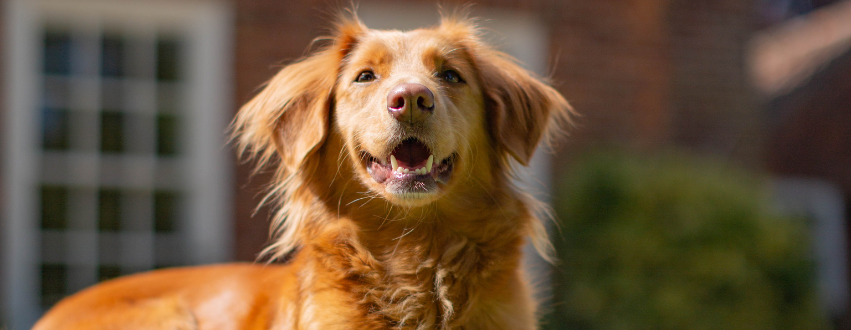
left=390, top=155, right=398, bottom=170
left=417, top=168, right=424, bottom=175
left=426, top=155, right=434, bottom=172
left=397, top=167, right=404, bottom=173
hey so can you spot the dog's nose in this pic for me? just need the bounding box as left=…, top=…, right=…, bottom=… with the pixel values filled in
left=387, top=83, right=434, bottom=124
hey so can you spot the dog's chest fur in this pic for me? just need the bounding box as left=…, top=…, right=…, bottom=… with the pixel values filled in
left=294, top=216, right=527, bottom=330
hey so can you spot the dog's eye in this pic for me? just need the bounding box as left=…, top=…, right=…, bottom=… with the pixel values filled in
left=440, top=70, right=463, bottom=83
left=355, top=71, right=375, bottom=83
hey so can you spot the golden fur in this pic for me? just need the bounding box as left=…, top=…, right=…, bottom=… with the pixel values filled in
left=34, top=14, right=572, bottom=330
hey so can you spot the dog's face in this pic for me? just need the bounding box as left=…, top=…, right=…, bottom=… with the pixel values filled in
left=234, top=17, right=571, bottom=210
left=335, top=28, right=486, bottom=206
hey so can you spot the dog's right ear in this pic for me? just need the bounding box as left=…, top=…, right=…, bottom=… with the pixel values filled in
left=476, top=50, right=573, bottom=166
left=233, top=18, right=365, bottom=173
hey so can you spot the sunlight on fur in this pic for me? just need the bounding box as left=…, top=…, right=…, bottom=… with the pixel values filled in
left=35, top=11, right=573, bottom=330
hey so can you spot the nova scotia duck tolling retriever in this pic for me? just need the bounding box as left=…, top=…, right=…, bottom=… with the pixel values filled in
left=35, top=13, right=573, bottom=330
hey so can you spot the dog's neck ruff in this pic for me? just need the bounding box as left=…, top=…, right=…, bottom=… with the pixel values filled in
left=306, top=216, right=526, bottom=330
left=283, top=177, right=530, bottom=330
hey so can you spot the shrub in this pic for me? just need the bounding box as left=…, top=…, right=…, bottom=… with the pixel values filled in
left=544, top=152, right=828, bottom=330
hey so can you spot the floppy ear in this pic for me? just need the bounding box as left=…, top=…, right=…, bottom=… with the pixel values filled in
left=476, top=49, right=573, bottom=166
left=233, top=20, right=364, bottom=172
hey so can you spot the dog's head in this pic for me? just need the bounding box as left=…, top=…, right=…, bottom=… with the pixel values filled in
left=234, top=15, right=571, bottom=208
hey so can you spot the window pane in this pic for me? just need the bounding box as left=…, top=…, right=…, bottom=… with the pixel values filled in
left=40, top=264, right=67, bottom=309
left=97, top=265, right=122, bottom=282
left=40, top=186, right=68, bottom=230
left=100, top=112, right=124, bottom=153
left=156, top=38, right=181, bottom=81
left=98, top=189, right=121, bottom=231
left=43, top=31, right=71, bottom=75
left=42, top=107, right=70, bottom=150
left=154, top=191, right=179, bottom=232
left=157, top=114, right=179, bottom=156
left=101, top=35, right=124, bottom=77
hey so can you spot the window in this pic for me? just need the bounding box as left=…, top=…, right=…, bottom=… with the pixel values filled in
left=3, top=1, right=233, bottom=328
left=38, top=29, right=191, bottom=309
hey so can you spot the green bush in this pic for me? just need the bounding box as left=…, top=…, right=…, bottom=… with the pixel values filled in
left=544, top=152, right=829, bottom=330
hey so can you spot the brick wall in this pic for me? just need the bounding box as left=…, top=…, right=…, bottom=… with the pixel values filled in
left=548, top=0, right=758, bottom=166
left=667, top=0, right=760, bottom=161
left=548, top=0, right=674, bottom=155
left=234, top=1, right=330, bottom=261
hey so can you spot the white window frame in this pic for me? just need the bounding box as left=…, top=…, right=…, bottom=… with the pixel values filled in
left=2, top=0, right=233, bottom=328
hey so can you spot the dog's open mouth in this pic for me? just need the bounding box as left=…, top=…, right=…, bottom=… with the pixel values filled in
left=363, top=137, right=455, bottom=199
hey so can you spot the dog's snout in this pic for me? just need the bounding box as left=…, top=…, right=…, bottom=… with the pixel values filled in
left=387, top=83, right=434, bottom=124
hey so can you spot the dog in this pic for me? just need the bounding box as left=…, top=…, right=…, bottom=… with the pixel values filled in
left=34, top=13, right=571, bottom=330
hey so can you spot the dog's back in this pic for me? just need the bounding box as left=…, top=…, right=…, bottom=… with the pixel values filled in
left=34, top=264, right=297, bottom=329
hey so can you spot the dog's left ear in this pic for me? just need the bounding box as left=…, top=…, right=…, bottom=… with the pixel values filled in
left=233, top=18, right=365, bottom=172
left=476, top=49, right=573, bottom=166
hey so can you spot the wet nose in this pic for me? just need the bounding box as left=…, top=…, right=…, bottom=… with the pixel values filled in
left=387, top=83, right=434, bottom=124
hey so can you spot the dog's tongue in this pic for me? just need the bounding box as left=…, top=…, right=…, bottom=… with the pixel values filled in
left=392, top=138, right=430, bottom=168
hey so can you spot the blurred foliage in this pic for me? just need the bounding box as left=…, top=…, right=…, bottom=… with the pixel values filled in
left=543, top=151, right=829, bottom=330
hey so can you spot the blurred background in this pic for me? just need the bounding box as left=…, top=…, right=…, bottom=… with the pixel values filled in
left=1, top=0, right=850, bottom=329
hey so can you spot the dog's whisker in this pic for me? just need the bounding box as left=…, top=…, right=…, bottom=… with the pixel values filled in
left=346, top=195, right=372, bottom=206
left=331, top=141, right=350, bottom=184
left=376, top=204, right=395, bottom=231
